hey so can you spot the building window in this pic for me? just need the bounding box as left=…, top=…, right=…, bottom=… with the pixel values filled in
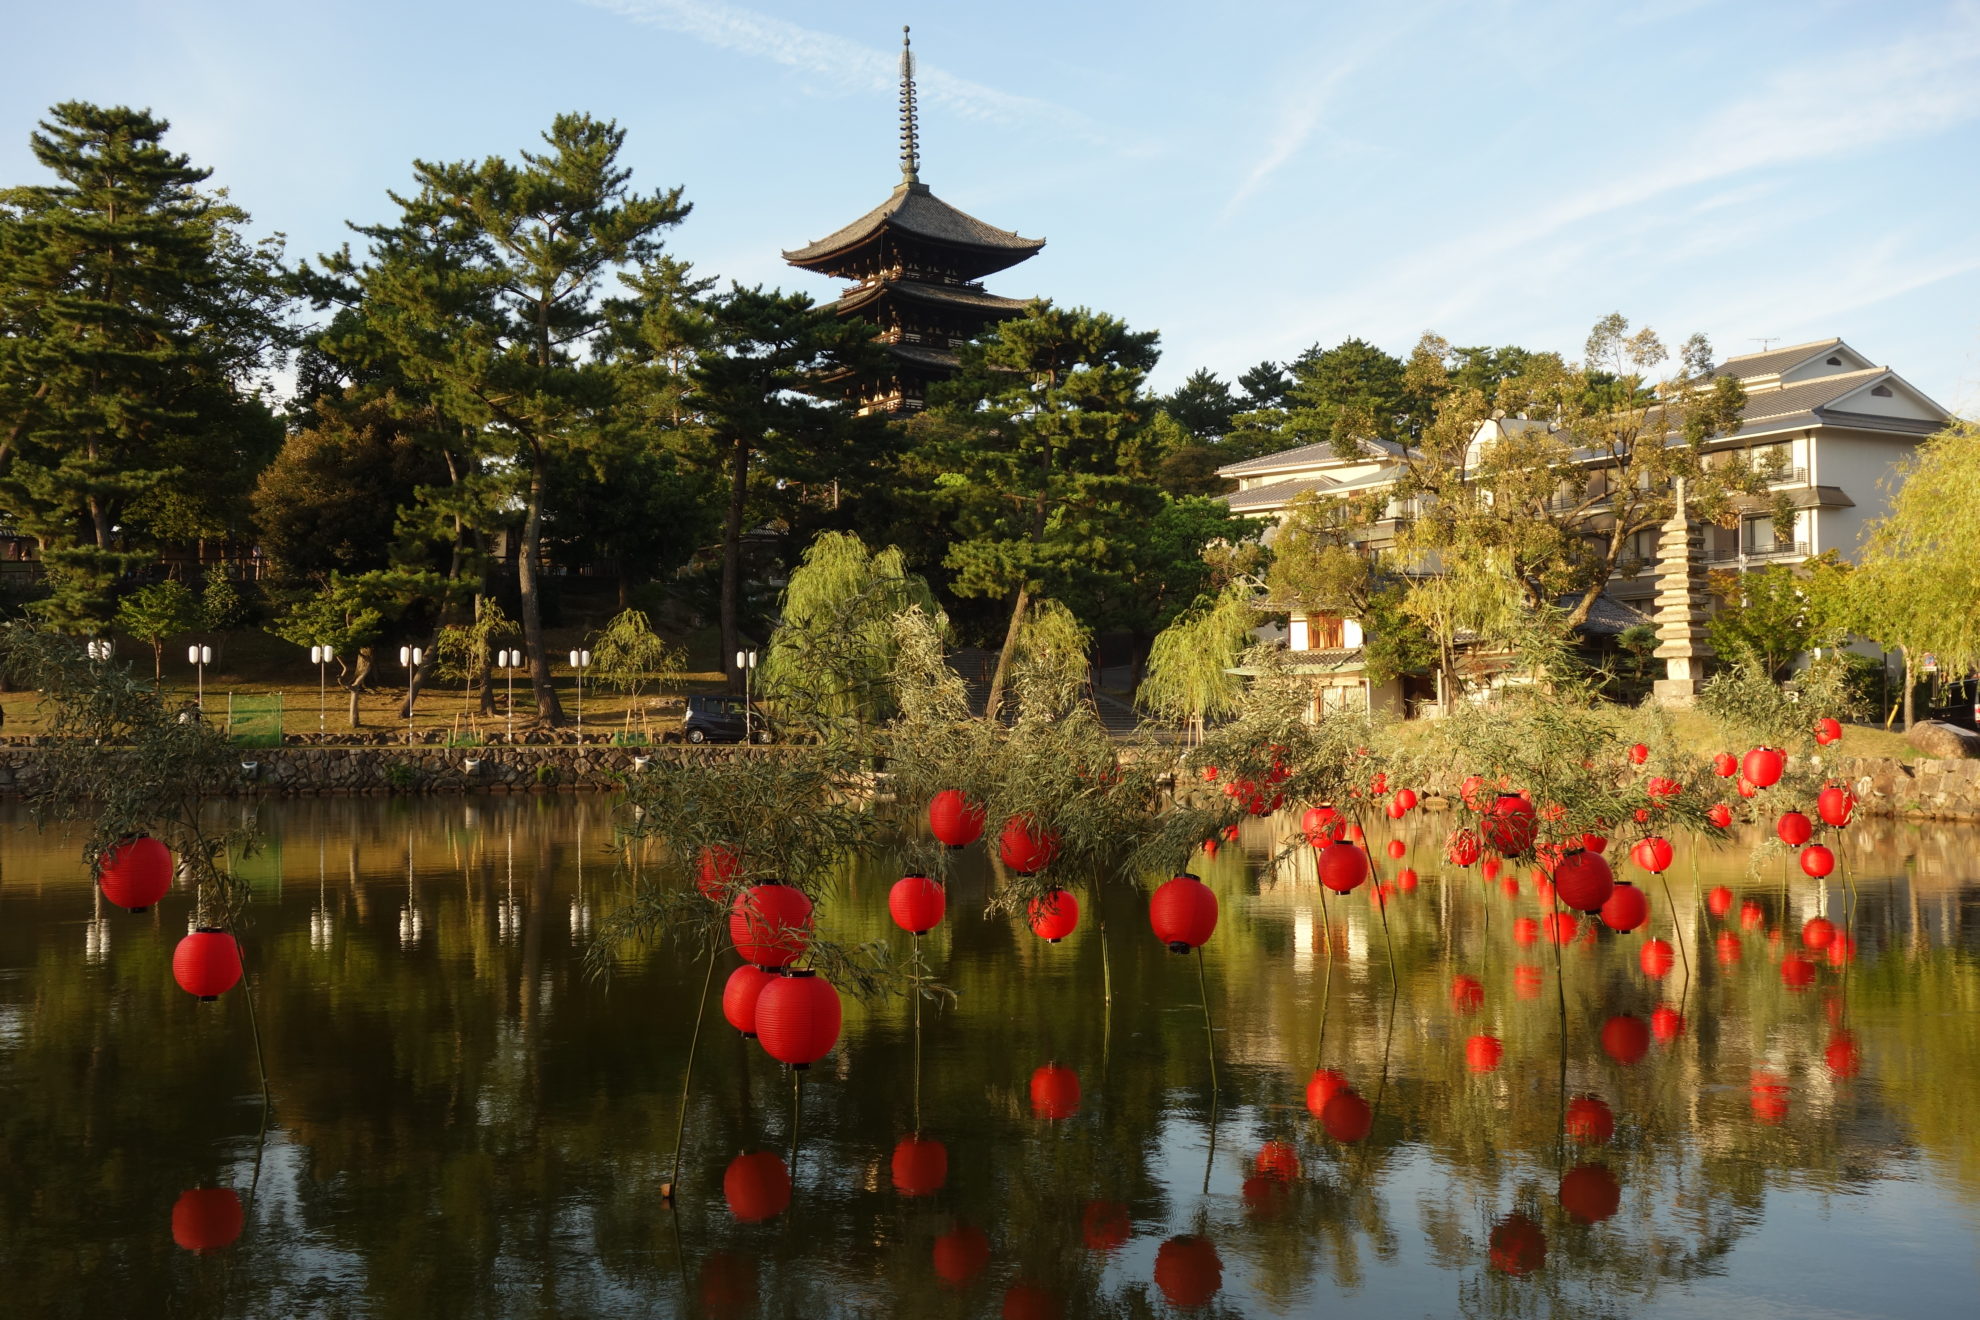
left=1871, top=384, right=1893, bottom=397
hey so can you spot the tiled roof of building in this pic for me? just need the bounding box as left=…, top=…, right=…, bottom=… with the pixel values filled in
left=1737, top=368, right=1889, bottom=423
left=1712, top=338, right=1843, bottom=380
left=1560, top=593, right=1652, bottom=637
left=784, top=182, right=1044, bottom=266
left=1225, top=475, right=1340, bottom=510
left=1218, top=436, right=1408, bottom=476
left=835, top=279, right=1031, bottom=316
left=884, top=341, right=962, bottom=372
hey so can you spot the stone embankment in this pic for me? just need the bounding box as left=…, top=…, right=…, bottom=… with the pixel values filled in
left=0, top=743, right=777, bottom=797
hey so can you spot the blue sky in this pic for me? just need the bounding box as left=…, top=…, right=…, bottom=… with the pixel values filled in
left=6, top=0, right=1979, bottom=409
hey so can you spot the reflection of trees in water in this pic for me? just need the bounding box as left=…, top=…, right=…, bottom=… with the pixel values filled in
left=0, top=799, right=1976, bottom=1316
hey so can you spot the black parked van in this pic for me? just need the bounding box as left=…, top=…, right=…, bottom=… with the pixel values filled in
left=679, top=694, right=775, bottom=744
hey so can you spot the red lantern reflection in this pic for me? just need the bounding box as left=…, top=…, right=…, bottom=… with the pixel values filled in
left=1489, top=1213, right=1547, bottom=1276
left=1154, top=1235, right=1222, bottom=1308
left=933, top=1223, right=991, bottom=1287
left=891, top=1135, right=947, bottom=1197
left=1029, top=1063, right=1080, bottom=1120
left=170, top=1187, right=242, bottom=1253
left=723, top=1151, right=790, bottom=1222
left=1565, top=1094, right=1614, bottom=1144
left=1080, top=1200, right=1131, bottom=1251
left=1559, top=1164, right=1621, bottom=1223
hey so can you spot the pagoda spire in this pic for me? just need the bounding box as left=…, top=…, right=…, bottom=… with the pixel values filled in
left=898, top=26, right=920, bottom=184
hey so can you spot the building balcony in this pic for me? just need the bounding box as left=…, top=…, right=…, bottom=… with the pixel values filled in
left=1705, top=540, right=1808, bottom=563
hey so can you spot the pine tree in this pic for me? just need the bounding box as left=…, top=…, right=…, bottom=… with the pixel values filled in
left=0, top=102, right=286, bottom=627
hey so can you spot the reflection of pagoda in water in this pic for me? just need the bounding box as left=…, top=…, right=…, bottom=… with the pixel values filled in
left=782, top=27, right=1044, bottom=413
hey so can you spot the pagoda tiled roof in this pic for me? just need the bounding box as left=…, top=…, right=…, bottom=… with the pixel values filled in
left=884, top=341, right=962, bottom=372
left=785, top=182, right=1044, bottom=273
left=835, top=278, right=1032, bottom=317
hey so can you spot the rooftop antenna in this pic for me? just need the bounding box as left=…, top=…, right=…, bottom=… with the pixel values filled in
left=1751, top=337, right=1780, bottom=353
left=898, top=25, right=920, bottom=184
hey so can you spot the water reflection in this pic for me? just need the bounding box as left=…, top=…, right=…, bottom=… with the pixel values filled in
left=0, top=797, right=1975, bottom=1317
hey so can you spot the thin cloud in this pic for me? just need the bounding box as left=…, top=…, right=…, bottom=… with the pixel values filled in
left=577, top=0, right=1098, bottom=137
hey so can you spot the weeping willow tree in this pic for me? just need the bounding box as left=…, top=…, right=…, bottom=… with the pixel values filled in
left=1135, top=581, right=1258, bottom=743
left=587, top=608, right=686, bottom=705
left=1399, top=548, right=1530, bottom=706
left=761, top=531, right=939, bottom=744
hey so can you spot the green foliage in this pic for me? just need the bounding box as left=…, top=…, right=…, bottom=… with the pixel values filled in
left=200, top=574, right=252, bottom=632
left=761, top=532, right=936, bottom=739
left=1705, top=555, right=1851, bottom=680
left=0, top=102, right=288, bottom=627
left=433, top=600, right=520, bottom=683
left=1136, top=581, right=1256, bottom=732
left=588, top=608, right=684, bottom=701
left=384, top=761, right=421, bottom=791
left=1698, top=658, right=1858, bottom=748
left=113, top=579, right=199, bottom=678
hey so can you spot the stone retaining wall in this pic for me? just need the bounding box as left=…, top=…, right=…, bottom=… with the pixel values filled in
left=0, top=743, right=779, bottom=797
left=1826, top=754, right=1980, bottom=822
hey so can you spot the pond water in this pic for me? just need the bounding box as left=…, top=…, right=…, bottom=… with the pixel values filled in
left=1, top=795, right=1976, bottom=1319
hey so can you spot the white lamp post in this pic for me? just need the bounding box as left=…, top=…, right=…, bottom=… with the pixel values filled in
left=496, top=648, right=521, bottom=740
left=568, top=649, right=592, bottom=733
left=399, top=645, right=423, bottom=746
left=735, top=649, right=758, bottom=742
left=85, top=638, right=112, bottom=664
left=310, top=644, right=335, bottom=734
left=187, top=644, right=212, bottom=711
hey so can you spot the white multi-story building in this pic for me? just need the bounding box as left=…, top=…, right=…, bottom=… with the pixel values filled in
left=1218, top=338, right=1956, bottom=714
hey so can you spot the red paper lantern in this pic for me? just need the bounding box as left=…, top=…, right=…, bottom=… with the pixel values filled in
left=1200, top=764, right=1219, bottom=783
left=1465, top=1034, right=1503, bottom=1072
left=1320, top=1089, right=1373, bottom=1143
left=1707, top=803, right=1733, bottom=829
left=1565, top=1094, right=1613, bottom=1143
left=1814, top=716, right=1842, bottom=746
left=1081, top=1200, right=1131, bottom=1251
left=1149, top=874, right=1218, bottom=952
left=171, top=1187, right=242, bottom=1252
left=1482, top=795, right=1536, bottom=856
left=173, top=929, right=242, bottom=1001
left=723, top=1151, right=790, bottom=1221
left=1029, top=1063, right=1080, bottom=1120
left=99, top=835, right=172, bottom=912
left=1824, top=1031, right=1860, bottom=1078
left=1628, top=742, right=1649, bottom=765
left=998, top=815, right=1059, bottom=875
left=696, top=845, right=742, bottom=901
left=1459, top=774, right=1487, bottom=810
left=889, top=874, right=946, bottom=935
left=1154, top=1235, right=1222, bottom=1309
left=721, top=964, right=776, bottom=1037
left=1817, top=785, right=1856, bottom=828
left=1645, top=776, right=1682, bottom=805
left=729, top=882, right=813, bottom=968
left=1801, top=917, right=1836, bottom=950
left=891, top=1136, right=947, bottom=1197
left=1776, top=811, right=1812, bottom=846
left=1737, top=777, right=1758, bottom=799
left=1600, top=880, right=1649, bottom=932
left=1027, top=888, right=1080, bottom=943
left=1707, top=885, right=1734, bottom=918
left=1800, top=844, right=1836, bottom=879
left=754, top=970, right=841, bottom=1069
left=1552, top=850, right=1615, bottom=913
left=1600, top=1014, right=1649, bottom=1065
left=1629, top=835, right=1674, bottom=875
left=933, top=1224, right=991, bottom=1286
left=929, top=790, right=986, bottom=848
left=1488, top=1213, right=1547, bottom=1276
left=1254, top=1140, right=1301, bottom=1181
left=1317, top=841, right=1369, bottom=894
left=1713, top=752, right=1738, bottom=778
left=1581, top=833, right=1609, bottom=854
left=1397, top=788, right=1419, bottom=810
left=1639, top=937, right=1675, bottom=978
left=1742, top=746, right=1785, bottom=789
left=1301, top=805, right=1342, bottom=844
left=1385, top=838, right=1406, bottom=859
left=1445, top=828, right=1482, bottom=867
left=1385, top=796, right=1408, bottom=820
left=1305, top=1067, right=1348, bottom=1117
left=1559, top=1163, right=1621, bottom=1224
left=1450, top=974, right=1485, bottom=1014
left=1651, top=1004, right=1686, bottom=1042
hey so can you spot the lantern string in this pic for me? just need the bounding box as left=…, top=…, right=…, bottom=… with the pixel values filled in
left=911, top=930, right=922, bottom=1133
left=1194, top=944, right=1218, bottom=1103
left=1314, top=881, right=1333, bottom=1066
left=667, top=932, right=719, bottom=1199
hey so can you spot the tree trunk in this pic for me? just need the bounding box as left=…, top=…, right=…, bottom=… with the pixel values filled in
left=517, top=463, right=566, bottom=726
left=346, top=647, right=375, bottom=728
left=720, top=435, right=749, bottom=695
left=1902, top=647, right=1915, bottom=731
left=985, top=584, right=1030, bottom=722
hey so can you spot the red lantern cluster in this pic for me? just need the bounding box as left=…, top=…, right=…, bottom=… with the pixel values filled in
left=99, top=835, right=172, bottom=912
left=173, top=929, right=243, bottom=1001
left=1301, top=805, right=1343, bottom=845
left=754, top=969, right=841, bottom=1069
left=1149, top=874, right=1218, bottom=953
left=1027, top=888, right=1080, bottom=943
left=888, top=874, right=946, bottom=935
left=730, top=882, right=813, bottom=968
left=999, top=815, right=1059, bottom=875
left=1320, top=1088, right=1373, bottom=1142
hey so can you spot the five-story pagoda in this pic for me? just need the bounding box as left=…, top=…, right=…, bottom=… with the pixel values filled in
left=783, top=27, right=1045, bottom=413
